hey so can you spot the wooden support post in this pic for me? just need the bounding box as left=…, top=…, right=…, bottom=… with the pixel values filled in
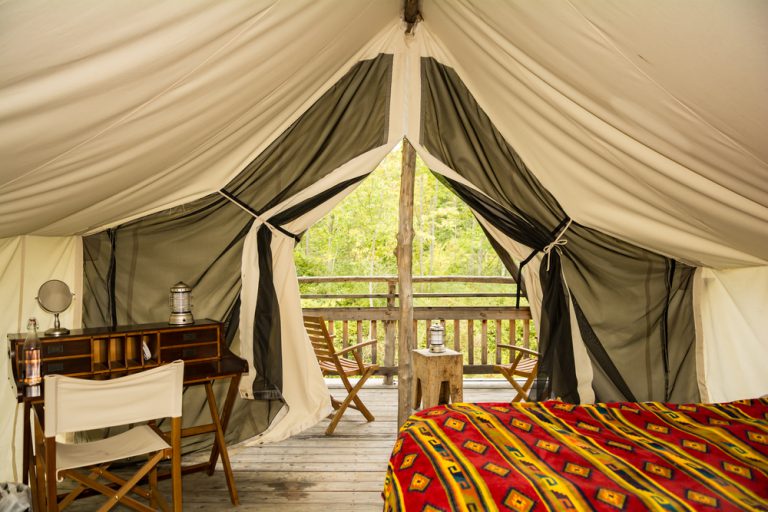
left=397, top=138, right=417, bottom=428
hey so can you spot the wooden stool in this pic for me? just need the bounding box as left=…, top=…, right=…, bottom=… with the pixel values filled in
left=412, top=348, right=463, bottom=409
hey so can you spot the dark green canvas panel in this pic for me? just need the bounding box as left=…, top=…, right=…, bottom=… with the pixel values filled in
left=97, top=195, right=249, bottom=327
left=82, top=230, right=115, bottom=327
left=223, top=54, right=392, bottom=213
left=420, top=57, right=699, bottom=403
left=561, top=226, right=699, bottom=402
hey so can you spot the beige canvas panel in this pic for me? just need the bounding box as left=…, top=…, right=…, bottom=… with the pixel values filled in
left=0, top=236, right=81, bottom=482
left=695, top=266, right=768, bottom=402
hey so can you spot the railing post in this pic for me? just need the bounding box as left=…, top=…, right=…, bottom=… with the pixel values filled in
left=495, top=319, right=502, bottom=364
left=370, top=320, right=378, bottom=365
left=523, top=319, right=530, bottom=350
left=467, top=319, right=474, bottom=365
left=383, top=281, right=397, bottom=385
left=453, top=319, right=460, bottom=352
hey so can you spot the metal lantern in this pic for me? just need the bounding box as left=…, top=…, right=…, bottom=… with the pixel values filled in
left=169, top=282, right=194, bottom=325
left=428, top=321, right=445, bottom=353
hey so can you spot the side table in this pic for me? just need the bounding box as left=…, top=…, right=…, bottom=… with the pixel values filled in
left=412, top=348, right=463, bottom=409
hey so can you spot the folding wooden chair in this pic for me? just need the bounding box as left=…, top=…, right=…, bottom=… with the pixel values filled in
left=35, top=360, right=184, bottom=512
left=303, top=316, right=379, bottom=435
left=493, top=344, right=539, bottom=402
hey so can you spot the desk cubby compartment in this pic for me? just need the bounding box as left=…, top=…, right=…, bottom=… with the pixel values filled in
left=162, top=342, right=218, bottom=363
left=92, top=337, right=109, bottom=373
left=160, top=326, right=219, bottom=347
left=140, top=333, right=159, bottom=367
left=42, top=357, right=92, bottom=376
left=108, top=336, right=126, bottom=370
left=125, top=335, right=144, bottom=368
left=42, top=338, right=90, bottom=358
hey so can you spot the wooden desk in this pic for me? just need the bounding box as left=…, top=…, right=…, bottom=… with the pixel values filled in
left=8, top=320, right=248, bottom=510
left=412, top=348, right=463, bottom=409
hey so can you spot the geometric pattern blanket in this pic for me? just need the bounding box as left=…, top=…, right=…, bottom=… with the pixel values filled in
left=383, top=399, right=768, bottom=511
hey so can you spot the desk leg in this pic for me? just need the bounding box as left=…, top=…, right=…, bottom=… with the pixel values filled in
left=206, top=374, right=240, bottom=474
left=204, top=380, right=239, bottom=506
left=30, top=406, right=43, bottom=512
left=22, top=401, right=31, bottom=485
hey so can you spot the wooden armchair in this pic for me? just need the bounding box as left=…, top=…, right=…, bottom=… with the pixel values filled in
left=303, top=316, right=379, bottom=435
left=493, top=344, right=539, bottom=402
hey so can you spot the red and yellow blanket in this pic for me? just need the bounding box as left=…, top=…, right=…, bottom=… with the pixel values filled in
left=384, top=399, right=768, bottom=511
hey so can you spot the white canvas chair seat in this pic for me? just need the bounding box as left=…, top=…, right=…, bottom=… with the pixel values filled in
left=37, top=360, right=184, bottom=512
left=55, top=425, right=170, bottom=477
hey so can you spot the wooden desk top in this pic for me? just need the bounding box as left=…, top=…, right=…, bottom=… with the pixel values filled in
left=7, top=319, right=221, bottom=341
left=413, top=348, right=462, bottom=358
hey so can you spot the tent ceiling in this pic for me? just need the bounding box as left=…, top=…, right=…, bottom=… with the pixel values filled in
left=1, top=1, right=766, bottom=267
left=0, top=0, right=399, bottom=236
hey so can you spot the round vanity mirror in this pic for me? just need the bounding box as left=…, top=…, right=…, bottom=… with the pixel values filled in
left=37, top=279, right=73, bottom=336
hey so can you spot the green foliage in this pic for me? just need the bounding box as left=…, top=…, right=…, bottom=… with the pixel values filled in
left=295, top=146, right=510, bottom=293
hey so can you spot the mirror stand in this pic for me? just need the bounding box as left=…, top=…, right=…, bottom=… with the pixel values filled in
left=45, top=312, right=70, bottom=337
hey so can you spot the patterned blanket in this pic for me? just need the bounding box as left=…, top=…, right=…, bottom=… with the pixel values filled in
left=383, top=399, right=768, bottom=511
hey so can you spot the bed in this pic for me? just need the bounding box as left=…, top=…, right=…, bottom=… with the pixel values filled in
left=383, top=398, right=768, bottom=511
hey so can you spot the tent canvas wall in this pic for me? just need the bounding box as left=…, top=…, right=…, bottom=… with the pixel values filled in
left=2, top=0, right=766, bottom=483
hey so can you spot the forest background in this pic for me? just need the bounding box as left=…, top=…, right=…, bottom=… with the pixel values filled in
left=294, top=145, right=521, bottom=309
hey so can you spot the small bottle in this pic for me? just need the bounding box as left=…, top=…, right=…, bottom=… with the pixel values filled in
left=22, top=317, right=42, bottom=397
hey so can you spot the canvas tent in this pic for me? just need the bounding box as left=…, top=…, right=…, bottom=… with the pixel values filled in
left=1, top=0, right=766, bottom=484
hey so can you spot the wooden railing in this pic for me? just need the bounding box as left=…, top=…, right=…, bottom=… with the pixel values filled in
left=299, top=276, right=537, bottom=381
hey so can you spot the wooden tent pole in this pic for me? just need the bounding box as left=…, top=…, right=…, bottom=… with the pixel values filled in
left=397, top=138, right=417, bottom=428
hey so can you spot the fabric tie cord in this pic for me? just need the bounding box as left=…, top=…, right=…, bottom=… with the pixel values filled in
left=515, top=216, right=572, bottom=309
left=218, top=190, right=300, bottom=241
left=542, top=218, right=573, bottom=272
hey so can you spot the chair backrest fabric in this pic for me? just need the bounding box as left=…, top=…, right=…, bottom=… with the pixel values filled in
left=44, top=360, right=184, bottom=437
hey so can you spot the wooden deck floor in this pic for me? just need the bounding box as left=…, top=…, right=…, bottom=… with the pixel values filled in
left=67, top=379, right=515, bottom=511
left=192, top=379, right=514, bottom=511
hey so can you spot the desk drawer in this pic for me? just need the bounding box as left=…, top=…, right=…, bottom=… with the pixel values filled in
left=42, top=338, right=91, bottom=358
left=42, top=357, right=92, bottom=376
left=160, top=327, right=219, bottom=347
left=161, top=342, right=219, bottom=362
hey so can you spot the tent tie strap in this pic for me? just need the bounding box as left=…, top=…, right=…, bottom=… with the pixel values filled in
left=542, top=218, right=573, bottom=271
left=218, top=189, right=299, bottom=240
left=514, top=216, right=572, bottom=309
